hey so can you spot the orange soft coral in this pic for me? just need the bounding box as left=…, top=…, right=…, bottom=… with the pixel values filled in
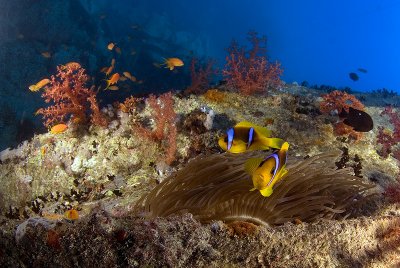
left=320, top=90, right=364, bottom=114
left=35, top=63, right=107, bottom=128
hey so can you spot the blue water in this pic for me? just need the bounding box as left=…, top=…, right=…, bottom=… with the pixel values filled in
left=126, top=0, right=400, bottom=92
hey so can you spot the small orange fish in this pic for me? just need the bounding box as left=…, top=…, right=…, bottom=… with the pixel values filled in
left=40, top=146, right=47, bottom=156
left=42, top=212, right=64, bottom=221
left=50, top=123, right=68, bottom=134
left=105, top=65, right=114, bottom=76
left=64, top=209, right=79, bottom=220
left=119, top=76, right=128, bottom=81
left=123, top=71, right=137, bottom=81
left=29, top=78, right=50, bottom=92
left=107, top=42, right=115, bottom=50
left=108, top=85, right=119, bottom=91
left=64, top=62, right=81, bottom=69
left=162, top=57, right=184, bottom=70
left=105, top=73, right=120, bottom=89
left=100, top=66, right=109, bottom=73
left=111, top=58, right=116, bottom=66
left=123, top=71, right=131, bottom=78
left=115, top=47, right=122, bottom=54
left=41, top=52, right=51, bottom=58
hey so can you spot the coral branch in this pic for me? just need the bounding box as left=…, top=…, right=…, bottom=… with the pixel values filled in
left=222, top=31, right=283, bottom=95
left=134, top=92, right=177, bottom=165
left=87, top=90, right=107, bottom=127
left=184, top=58, right=215, bottom=95
left=320, top=90, right=364, bottom=115
left=35, top=63, right=107, bottom=128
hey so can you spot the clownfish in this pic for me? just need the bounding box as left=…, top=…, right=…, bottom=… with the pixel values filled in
left=218, top=121, right=284, bottom=153
left=244, top=142, right=289, bottom=197
left=161, top=57, right=184, bottom=70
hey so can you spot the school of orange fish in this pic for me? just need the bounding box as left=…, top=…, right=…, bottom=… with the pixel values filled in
left=29, top=42, right=185, bottom=134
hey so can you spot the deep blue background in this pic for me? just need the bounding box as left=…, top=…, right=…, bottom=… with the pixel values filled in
left=123, top=0, right=400, bottom=92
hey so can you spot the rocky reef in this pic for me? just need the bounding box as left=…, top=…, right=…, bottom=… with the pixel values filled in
left=1, top=85, right=400, bottom=267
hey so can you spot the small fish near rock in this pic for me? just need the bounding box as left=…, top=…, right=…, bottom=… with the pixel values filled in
left=64, top=209, right=79, bottom=220
left=50, top=123, right=68, bottom=134
left=339, top=107, right=373, bottom=132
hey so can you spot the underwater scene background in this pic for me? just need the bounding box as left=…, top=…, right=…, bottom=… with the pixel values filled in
left=0, top=0, right=400, bottom=150
left=1, top=0, right=400, bottom=267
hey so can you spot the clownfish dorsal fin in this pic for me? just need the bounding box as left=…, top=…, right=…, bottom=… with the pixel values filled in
left=244, top=157, right=264, bottom=175
left=252, top=125, right=272, bottom=138
left=280, top=141, right=290, bottom=151
left=235, top=121, right=272, bottom=138
left=278, top=142, right=290, bottom=164
left=258, top=137, right=285, bottom=150
left=235, top=121, right=254, bottom=128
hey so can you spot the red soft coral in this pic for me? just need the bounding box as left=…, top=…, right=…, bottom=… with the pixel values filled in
left=36, top=63, right=107, bottom=128
left=377, top=106, right=400, bottom=159
left=134, top=92, right=177, bottom=165
left=319, top=90, right=364, bottom=114
left=377, top=107, right=400, bottom=203
left=184, top=58, right=215, bottom=95
left=222, top=31, right=283, bottom=95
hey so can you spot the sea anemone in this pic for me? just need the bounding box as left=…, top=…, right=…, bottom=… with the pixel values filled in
left=135, top=151, right=376, bottom=225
